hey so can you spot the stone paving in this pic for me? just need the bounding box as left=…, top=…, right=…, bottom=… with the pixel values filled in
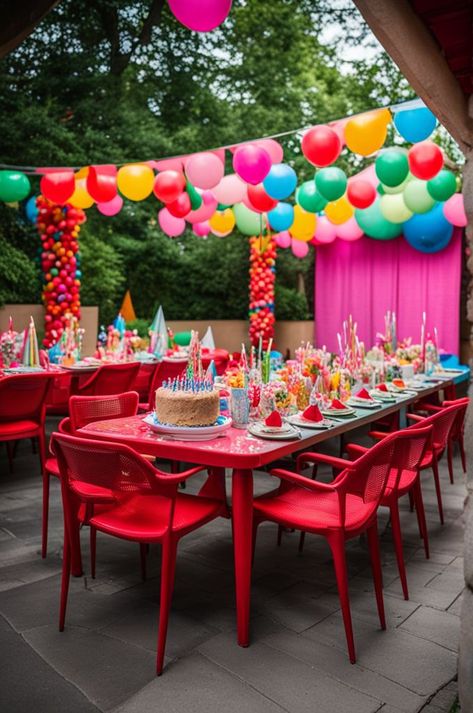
left=0, top=416, right=465, bottom=713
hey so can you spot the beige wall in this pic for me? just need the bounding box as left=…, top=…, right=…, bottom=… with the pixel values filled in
left=0, top=304, right=98, bottom=355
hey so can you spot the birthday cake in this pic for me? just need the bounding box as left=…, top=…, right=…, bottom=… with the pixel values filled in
left=155, top=380, right=220, bottom=427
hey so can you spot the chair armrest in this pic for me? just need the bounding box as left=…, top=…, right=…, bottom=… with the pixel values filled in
left=345, top=443, right=369, bottom=460
left=270, top=468, right=337, bottom=493
left=157, top=465, right=207, bottom=485
left=406, top=413, right=426, bottom=423
left=297, top=451, right=353, bottom=473
left=416, top=403, right=442, bottom=413
left=368, top=430, right=388, bottom=441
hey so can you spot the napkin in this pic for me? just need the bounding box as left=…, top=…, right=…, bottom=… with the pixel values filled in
left=265, top=410, right=283, bottom=427
left=392, top=378, right=405, bottom=389
left=330, top=398, right=347, bottom=410
left=301, top=404, right=323, bottom=422
left=376, top=383, right=388, bottom=392
left=355, top=388, right=372, bottom=400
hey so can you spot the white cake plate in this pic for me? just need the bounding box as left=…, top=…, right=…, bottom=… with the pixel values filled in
left=143, top=413, right=232, bottom=441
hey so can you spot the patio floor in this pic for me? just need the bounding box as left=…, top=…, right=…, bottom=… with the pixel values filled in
left=0, top=416, right=465, bottom=713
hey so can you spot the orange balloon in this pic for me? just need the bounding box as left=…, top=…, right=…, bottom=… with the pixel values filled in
left=344, top=109, right=391, bottom=156
left=324, top=196, right=354, bottom=225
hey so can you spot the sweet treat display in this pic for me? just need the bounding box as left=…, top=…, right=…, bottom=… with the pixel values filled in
left=155, top=378, right=220, bottom=427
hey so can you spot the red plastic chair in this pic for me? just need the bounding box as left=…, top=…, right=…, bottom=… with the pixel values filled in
left=342, top=426, right=433, bottom=600
left=74, top=362, right=141, bottom=397
left=253, top=430, right=417, bottom=664
left=52, top=432, right=227, bottom=675
left=0, top=374, right=51, bottom=474
left=140, top=359, right=186, bottom=412
left=410, top=397, right=469, bottom=483
left=42, top=392, right=140, bottom=560
left=133, top=362, right=159, bottom=402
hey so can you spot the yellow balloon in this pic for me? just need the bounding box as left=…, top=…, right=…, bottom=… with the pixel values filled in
left=289, top=204, right=316, bottom=242
left=324, top=196, right=354, bottom=225
left=209, top=209, right=235, bottom=234
left=69, top=177, right=94, bottom=209
left=75, top=166, right=90, bottom=179
left=117, top=163, right=154, bottom=201
left=344, top=109, right=391, bottom=156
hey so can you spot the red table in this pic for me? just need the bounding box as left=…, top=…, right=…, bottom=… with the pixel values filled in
left=80, top=378, right=450, bottom=647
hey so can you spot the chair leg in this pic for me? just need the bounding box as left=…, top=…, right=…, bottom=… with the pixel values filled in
left=90, top=527, right=97, bottom=579
left=156, top=537, right=178, bottom=676
left=37, top=431, right=47, bottom=476
left=431, top=457, right=444, bottom=525
left=366, top=521, right=386, bottom=630
left=59, top=535, right=71, bottom=631
left=327, top=533, right=356, bottom=664
left=389, top=501, right=409, bottom=600
left=41, top=471, right=50, bottom=558
left=459, top=434, right=466, bottom=474
left=447, top=441, right=454, bottom=484
left=298, top=531, right=306, bottom=553
left=140, top=543, right=147, bottom=581
left=413, top=480, right=429, bottom=559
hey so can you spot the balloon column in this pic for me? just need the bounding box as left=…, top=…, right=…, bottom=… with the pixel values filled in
left=37, top=196, right=85, bottom=348
left=249, top=234, right=276, bottom=348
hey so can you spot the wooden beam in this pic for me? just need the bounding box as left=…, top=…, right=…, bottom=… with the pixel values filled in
left=0, top=0, right=61, bottom=59
left=353, top=0, right=473, bottom=153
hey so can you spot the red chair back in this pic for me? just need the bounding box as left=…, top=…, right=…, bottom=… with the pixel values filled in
left=77, top=362, right=141, bottom=397
left=409, top=402, right=462, bottom=454
left=69, top=391, right=139, bottom=434
left=0, top=374, right=51, bottom=423
left=147, top=360, right=186, bottom=410
left=132, top=362, right=159, bottom=401
left=442, top=397, right=469, bottom=439
left=384, top=425, right=433, bottom=492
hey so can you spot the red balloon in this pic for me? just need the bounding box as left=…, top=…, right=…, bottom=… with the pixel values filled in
left=166, top=191, right=191, bottom=218
left=247, top=184, right=278, bottom=213
left=347, top=179, right=376, bottom=209
left=408, top=141, right=443, bottom=180
left=153, top=170, right=186, bottom=203
left=87, top=165, right=117, bottom=203
left=301, top=126, right=341, bottom=167
left=40, top=171, right=75, bottom=204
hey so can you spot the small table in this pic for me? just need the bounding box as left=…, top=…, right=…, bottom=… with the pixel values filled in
left=80, top=379, right=451, bottom=648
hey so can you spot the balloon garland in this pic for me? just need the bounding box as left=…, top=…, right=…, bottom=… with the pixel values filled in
left=37, top=197, right=85, bottom=348
left=249, top=234, right=276, bottom=348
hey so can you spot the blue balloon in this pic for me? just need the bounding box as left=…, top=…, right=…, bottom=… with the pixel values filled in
left=25, top=195, right=38, bottom=223
left=267, top=202, right=294, bottom=231
left=263, top=163, right=297, bottom=200
left=394, top=107, right=437, bottom=143
left=403, top=202, right=453, bottom=253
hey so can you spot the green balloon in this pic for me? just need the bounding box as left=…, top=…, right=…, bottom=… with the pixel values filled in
left=233, top=202, right=263, bottom=236
left=375, top=149, right=409, bottom=187
left=296, top=181, right=327, bottom=213
left=0, top=170, right=30, bottom=203
left=217, top=202, right=230, bottom=211
left=186, top=181, right=203, bottom=211
left=381, top=172, right=412, bottom=195
left=315, top=167, right=347, bottom=202
left=427, top=170, right=457, bottom=202
left=403, top=180, right=435, bottom=214
left=355, top=200, right=403, bottom=240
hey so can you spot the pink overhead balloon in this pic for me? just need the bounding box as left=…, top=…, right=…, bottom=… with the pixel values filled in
left=186, top=190, right=217, bottom=223
left=154, top=158, right=184, bottom=172
left=274, top=231, right=291, bottom=248
left=336, top=216, right=364, bottom=241
left=185, top=152, right=224, bottom=189
left=443, top=193, right=466, bottom=227
left=314, top=216, right=337, bottom=244
left=231, top=138, right=283, bottom=164
left=291, top=239, right=309, bottom=258
left=158, top=207, right=186, bottom=236
left=212, top=173, right=247, bottom=204
left=193, top=221, right=211, bottom=237
left=233, top=144, right=272, bottom=185
left=96, top=194, right=123, bottom=217
left=168, top=0, right=232, bottom=32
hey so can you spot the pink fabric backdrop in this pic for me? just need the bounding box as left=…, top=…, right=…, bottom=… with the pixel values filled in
left=314, top=228, right=462, bottom=355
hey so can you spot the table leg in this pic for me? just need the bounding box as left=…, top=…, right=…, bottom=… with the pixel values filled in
left=231, top=468, right=253, bottom=647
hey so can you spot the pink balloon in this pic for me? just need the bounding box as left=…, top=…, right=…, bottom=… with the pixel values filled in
left=291, top=239, right=309, bottom=258
left=274, top=231, right=291, bottom=248
left=185, top=152, right=224, bottom=189
left=231, top=139, right=283, bottom=164
left=153, top=158, right=184, bottom=172
left=158, top=207, right=186, bottom=237
left=443, top=193, right=466, bottom=227
left=314, top=216, right=337, bottom=244
left=233, top=144, right=272, bottom=185
left=96, top=195, right=123, bottom=216
left=212, top=173, right=247, bottom=204
left=193, top=221, right=211, bottom=236
left=186, top=191, right=218, bottom=223
left=168, top=0, right=232, bottom=32
left=336, top=216, right=364, bottom=242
